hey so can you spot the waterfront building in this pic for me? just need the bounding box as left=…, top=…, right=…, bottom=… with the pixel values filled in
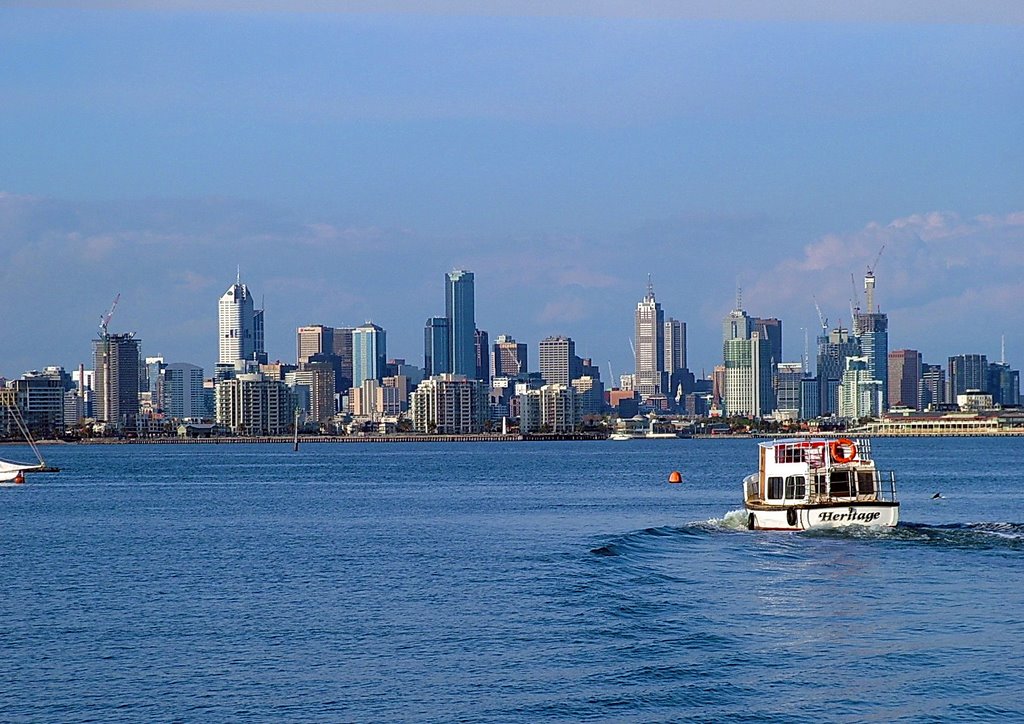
left=838, top=356, right=883, bottom=420
left=571, top=375, right=605, bottom=417
left=445, top=270, right=476, bottom=376
left=93, top=332, right=140, bottom=428
left=888, top=349, right=922, bottom=410
left=9, top=369, right=67, bottom=436
left=918, top=363, right=946, bottom=410
left=491, top=334, right=527, bottom=379
left=218, top=274, right=266, bottom=366
left=474, top=329, right=490, bottom=383
left=817, top=326, right=860, bottom=416
left=539, top=336, right=580, bottom=386
left=957, top=391, right=994, bottom=413
left=947, top=354, right=988, bottom=400
left=519, top=384, right=580, bottom=434
left=162, top=363, right=205, bottom=420
left=410, top=374, right=488, bottom=434
left=352, top=323, right=386, bottom=388
left=424, top=317, right=450, bottom=377
left=634, top=283, right=666, bottom=397
left=215, top=373, right=293, bottom=436
left=987, top=362, right=1020, bottom=407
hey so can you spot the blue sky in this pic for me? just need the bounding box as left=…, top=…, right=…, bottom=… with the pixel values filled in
left=1, top=3, right=1022, bottom=379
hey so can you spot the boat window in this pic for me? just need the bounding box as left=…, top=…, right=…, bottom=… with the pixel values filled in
left=857, top=471, right=875, bottom=496
left=776, top=445, right=805, bottom=464
left=785, top=475, right=806, bottom=498
left=814, top=474, right=827, bottom=497
left=767, top=476, right=784, bottom=499
left=829, top=470, right=851, bottom=497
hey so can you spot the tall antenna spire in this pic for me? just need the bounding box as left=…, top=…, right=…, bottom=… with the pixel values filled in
left=236, top=265, right=241, bottom=285
left=1002, top=334, right=1006, bottom=364
left=735, top=285, right=742, bottom=311
left=647, top=273, right=654, bottom=299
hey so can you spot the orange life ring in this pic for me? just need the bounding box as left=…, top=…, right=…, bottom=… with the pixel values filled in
left=830, top=438, right=857, bottom=464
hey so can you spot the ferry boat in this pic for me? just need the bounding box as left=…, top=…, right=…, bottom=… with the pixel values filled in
left=742, top=438, right=899, bottom=531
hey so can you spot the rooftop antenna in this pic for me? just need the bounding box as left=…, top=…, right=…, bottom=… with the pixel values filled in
left=1002, top=334, right=1006, bottom=365
left=849, top=274, right=860, bottom=332
left=735, top=284, right=743, bottom=312
left=802, top=326, right=809, bottom=374
left=647, top=273, right=655, bottom=299
left=236, top=265, right=241, bottom=285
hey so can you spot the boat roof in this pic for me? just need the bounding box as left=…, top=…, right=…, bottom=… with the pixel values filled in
left=758, top=437, right=849, bottom=447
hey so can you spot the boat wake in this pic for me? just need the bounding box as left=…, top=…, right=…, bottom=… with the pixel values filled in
left=591, top=518, right=1024, bottom=556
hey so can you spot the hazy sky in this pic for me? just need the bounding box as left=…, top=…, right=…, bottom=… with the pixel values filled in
left=1, top=2, right=1022, bottom=379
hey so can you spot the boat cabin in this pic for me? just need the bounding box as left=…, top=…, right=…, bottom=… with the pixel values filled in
left=745, top=438, right=891, bottom=506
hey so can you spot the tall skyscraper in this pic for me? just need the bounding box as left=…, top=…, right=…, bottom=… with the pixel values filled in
left=352, top=323, right=386, bottom=388
left=888, top=349, right=922, bottom=409
left=853, top=270, right=889, bottom=409
left=539, top=336, right=577, bottom=386
left=445, top=270, right=475, bottom=376
left=838, top=356, right=883, bottom=419
left=664, top=318, right=687, bottom=375
left=474, top=329, right=489, bottom=383
left=297, top=325, right=333, bottom=365
left=218, top=274, right=266, bottom=366
left=491, top=334, right=527, bottom=378
left=987, top=362, right=1020, bottom=407
left=722, top=301, right=774, bottom=418
left=634, top=282, right=666, bottom=397
left=752, top=317, right=783, bottom=367
left=424, top=317, right=450, bottom=377
left=93, top=332, right=141, bottom=427
left=332, top=326, right=354, bottom=392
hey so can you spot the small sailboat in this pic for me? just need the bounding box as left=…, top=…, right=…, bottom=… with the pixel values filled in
left=1, top=395, right=55, bottom=485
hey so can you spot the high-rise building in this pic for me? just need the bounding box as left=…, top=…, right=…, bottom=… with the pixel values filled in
left=491, top=334, right=527, bottom=379
left=817, top=326, right=860, bottom=416
left=838, top=356, right=883, bottom=419
left=218, top=275, right=266, bottom=366
left=774, top=362, right=804, bottom=417
left=753, top=317, right=783, bottom=367
left=215, top=373, right=293, bottom=435
left=539, top=336, right=578, bottom=386
left=352, top=323, right=386, bottom=389
left=571, top=375, right=605, bottom=417
left=474, top=329, right=489, bottom=383
left=93, top=332, right=141, bottom=428
left=331, top=326, right=354, bottom=393
left=424, top=317, right=450, bottom=377
left=634, top=283, right=666, bottom=397
left=948, top=354, right=988, bottom=399
left=664, top=318, right=687, bottom=374
left=918, top=363, right=946, bottom=410
left=445, top=270, right=475, bottom=377
left=287, top=366, right=335, bottom=423
left=162, top=363, right=205, bottom=420
left=11, top=369, right=67, bottom=436
left=410, top=374, right=488, bottom=434
left=987, top=362, right=1020, bottom=407
left=519, top=384, right=580, bottom=433
left=723, top=332, right=774, bottom=418
left=853, top=270, right=889, bottom=409
left=888, top=349, right=922, bottom=409
left=297, top=325, right=333, bottom=366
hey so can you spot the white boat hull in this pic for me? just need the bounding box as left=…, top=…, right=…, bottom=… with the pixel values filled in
left=744, top=502, right=899, bottom=531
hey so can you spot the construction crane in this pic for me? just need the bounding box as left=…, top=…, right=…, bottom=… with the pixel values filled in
left=812, top=296, right=828, bottom=334
left=99, top=293, right=120, bottom=339
left=864, top=244, right=885, bottom=314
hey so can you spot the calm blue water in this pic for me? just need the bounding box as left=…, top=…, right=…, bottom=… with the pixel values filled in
left=2, top=438, right=1023, bottom=722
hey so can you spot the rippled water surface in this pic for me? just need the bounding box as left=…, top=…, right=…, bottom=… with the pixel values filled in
left=2, top=438, right=1023, bottom=722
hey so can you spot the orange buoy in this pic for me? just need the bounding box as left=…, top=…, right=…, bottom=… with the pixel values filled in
left=13, top=471, right=25, bottom=485
left=668, top=471, right=682, bottom=484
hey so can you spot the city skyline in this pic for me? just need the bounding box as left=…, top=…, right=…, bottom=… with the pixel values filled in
left=1, top=5, right=1023, bottom=377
